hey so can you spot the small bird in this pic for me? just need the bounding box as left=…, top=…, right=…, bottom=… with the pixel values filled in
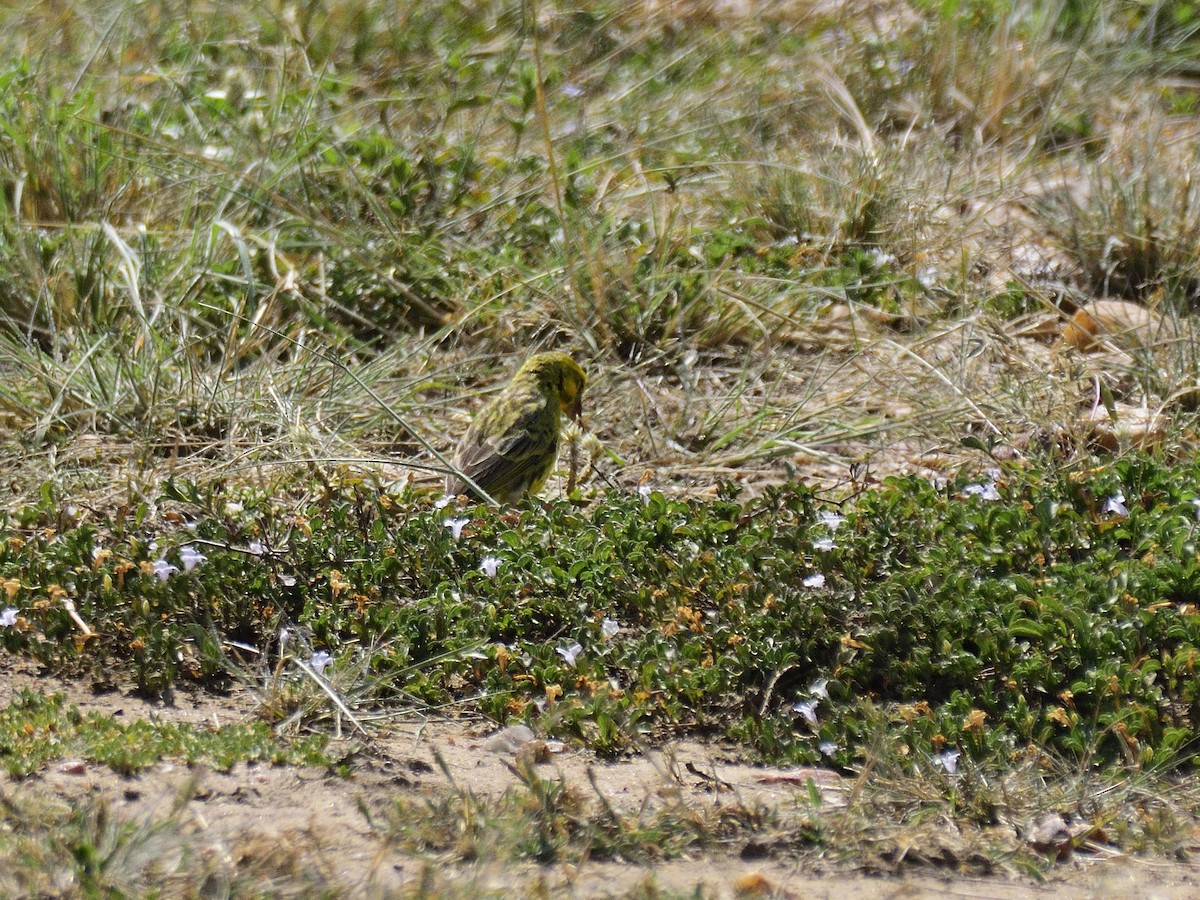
left=446, top=351, right=587, bottom=504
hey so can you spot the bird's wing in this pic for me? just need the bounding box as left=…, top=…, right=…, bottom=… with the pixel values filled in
left=448, top=389, right=554, bottom=498
left=453, top=432, right=540, bottom=487
left=455, top=410, right=543, bottom=480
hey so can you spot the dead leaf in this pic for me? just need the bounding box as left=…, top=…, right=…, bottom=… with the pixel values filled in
left=1060, top=300, right=1169, bottom=352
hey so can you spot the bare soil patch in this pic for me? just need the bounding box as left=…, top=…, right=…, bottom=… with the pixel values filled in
left=3, top=658, right=1199, bottom=897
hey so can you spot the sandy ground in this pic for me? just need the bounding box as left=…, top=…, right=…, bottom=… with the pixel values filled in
left=2, top=656, right=1199, bottom=898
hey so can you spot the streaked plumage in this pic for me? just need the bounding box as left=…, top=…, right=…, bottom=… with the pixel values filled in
left=446, top=352, right=586, bottom=504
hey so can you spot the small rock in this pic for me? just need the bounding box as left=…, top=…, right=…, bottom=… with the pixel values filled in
left=732, top=872, right=774, bottom=896
left=483, top=724, right=536, bottom=754
left=1084, top=403, right=1164, bottom=452
left=1028, top=812, right=1072, bottom=857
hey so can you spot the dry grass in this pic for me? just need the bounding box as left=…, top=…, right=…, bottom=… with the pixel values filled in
left=0, top=2, right=1192, bottom=516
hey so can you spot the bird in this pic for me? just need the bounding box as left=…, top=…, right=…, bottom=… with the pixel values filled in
left=445, top=351, right=587, bottom=504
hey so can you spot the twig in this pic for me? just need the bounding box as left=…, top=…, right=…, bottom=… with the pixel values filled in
left=61, top=597, right=93, bottom=638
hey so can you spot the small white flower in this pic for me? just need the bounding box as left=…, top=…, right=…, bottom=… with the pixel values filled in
left=601, top=618, right=620, bottom=640
left=1104, top=492, right=1129, bottom=517
left=818, top=511, right=845, bottom=532
left=0, top=607, right=18, bottom=627
left=869, top=248, right=897, bottom=269
left=434, top=496, right=452, bottom=510
left=812, top=537, right=836, bottom=552
left=808, top=678, right=829, bottom=700
left=638, top=484, right=653, bottom=504
left=819, top=741, right=838, bottom=758
left=224, top=501, right=244, bottom=516
left=933, top=749, right=961, bottom=774
left=917, top=266, right=939, bottom=288
left=792, top=700, right=819, bottom=726
left=556, top=641, right=583, bottom=667
left=152, top=559, right=178, bottom=582
left=444, top=517, right=470, bottom=541
left=248, top=541, right=266, bottom=556
left=309, top=651, right=332, bottom=675
left=803, top=573, right=826, bottom=589
left=962, top=481, right=1000, bottom=501
left=179, top=545, right=207, bottom=572
left=479, top=556, right=501, bottom=578
left=280, top=574, right=297, bottom=587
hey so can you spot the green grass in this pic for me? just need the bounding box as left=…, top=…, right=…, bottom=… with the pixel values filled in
left=0, top=690, right=333, bottom=778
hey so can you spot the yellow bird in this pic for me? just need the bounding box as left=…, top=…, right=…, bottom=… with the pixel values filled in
left=446, top=351, right=587, bottom=504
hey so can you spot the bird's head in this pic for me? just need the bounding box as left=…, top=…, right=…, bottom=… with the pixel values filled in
left=522, top=351, right=586, bottom=421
